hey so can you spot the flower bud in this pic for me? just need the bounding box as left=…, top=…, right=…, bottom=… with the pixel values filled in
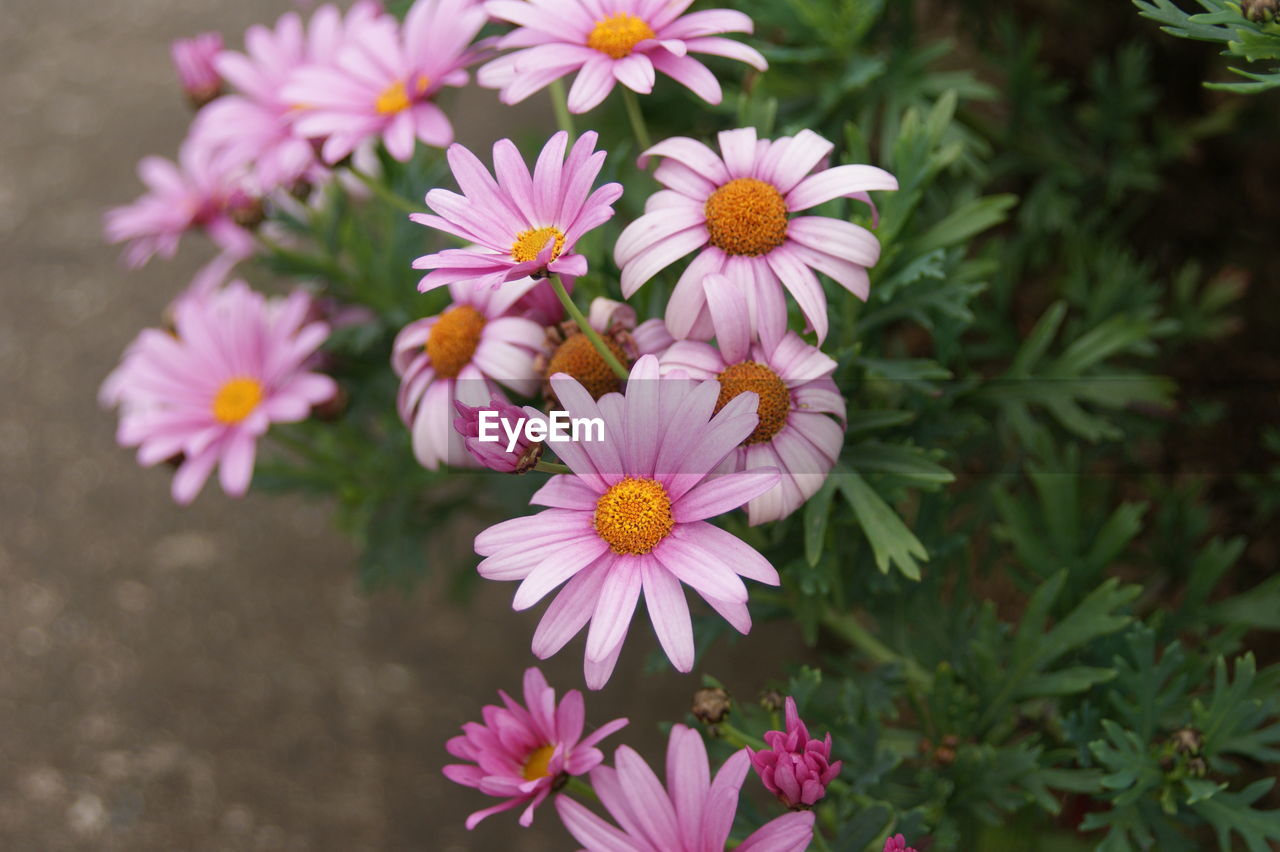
left=453, top=395, right=543, bottom=473
left=884, top=834, right=919, bottom=852
left=748, top=696, right=841, bottom=810
left=691, top=687, right=732, bottom=726
left=171, top=33, right=224, bottom=109
left=1242, top=0, right=1279, bottom=23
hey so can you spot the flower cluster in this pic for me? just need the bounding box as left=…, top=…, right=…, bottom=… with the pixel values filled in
left=104, top=0, right=900, bottom=846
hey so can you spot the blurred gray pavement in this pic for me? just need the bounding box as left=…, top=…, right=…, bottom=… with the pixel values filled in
left=0, top=2, right=805, bottom=849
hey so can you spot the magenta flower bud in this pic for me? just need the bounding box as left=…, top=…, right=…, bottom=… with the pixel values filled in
left=748, top=696, right=842, bottom=809
left=170, top=32, right=224, bottom=108
left=453, top=395, right=542, bottom=473
left=884, top=834, right=919, bottom=852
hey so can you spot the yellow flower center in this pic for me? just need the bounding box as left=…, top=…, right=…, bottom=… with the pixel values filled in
left=522, top=744, right=556, bottom=781
left=715, top=361, right=790, bottom=445
left=510, top=226, right=566, bottom=264
left=546, top=333, right=629, bottom=400
left=375, top=75, right=430, bottom=115
left=586, top=13, right=656, bottom=59
left=704, top=178, right=790, bottom=257
left=426, top=305, right=486, bottom=379
left=594, top=477, right=674, bottom=555
left=212, top=377, right=264, bottom=424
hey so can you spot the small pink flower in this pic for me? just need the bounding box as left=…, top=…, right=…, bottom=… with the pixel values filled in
left=453, top=394, right=545, bottom=473
left=474, top=355, right=781, bottom=689
left=884, top=835, right=919, bottom=852
left=283, top=0, right=488, bottom=162
left=656, top=275, right=845, bottom=524
left=412, top=130, right=623, bottom=292
left=444, top=666, right=628, bottom=829
left=102, top=281, right=337, bottom=504
left=478, top=0, right=767, bottom=114
left=194, top=2, right=386, bottom=192
left=171, top=32, right=224, bottom=106
left=392, top=278, right=544, bottom=470
left=748, top=696, right=842, bottom=810
left=105, top=134, right=260, bottom=268
left=615, top=127, right=897, bottom=344
left=556, top=724, right=815, bottom=851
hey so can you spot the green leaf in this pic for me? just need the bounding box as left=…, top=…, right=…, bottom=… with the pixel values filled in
left=834, top=467, right=928, bottom=580
left=804, top=477, right=838, bottom=568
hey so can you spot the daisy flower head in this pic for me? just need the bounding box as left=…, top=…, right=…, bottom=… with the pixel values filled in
left=657, top=274, right=845, bottom=524
left=103, top=281, right=337, bottom=505
left=555, top=724, right=815, bottom=851
left=194, top=2, right=387, bottom=192
left=443, top=666, right=628, bottom=829
left=105, top=133, right=261, bottom=269
left=171, top=32, right=224, bottom=108
left=615, top=127, right=898, bottom=345
left=473, top=354, right=781, bottom=689
left=283, top=0, right=488, bottom=163
left=478, top=0, right=767, bottom=114
left=392, top=277, right=545, bottom=470
left=412, top=130, right=623, bottom=292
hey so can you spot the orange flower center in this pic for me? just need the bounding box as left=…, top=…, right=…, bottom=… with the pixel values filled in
left=212, top=377, right=264, bottom=424
left=546, top=333, right=629, bottom=400
left=426, top=305, right=486, bottom=379
left=715, top=361, right=790, bottom=445
left=510, top=226, right=566, bottom=264
left=594, top=477, right=674, bottom=555
left=375, top=75, right=430, bottom=115
left=704, top=178, right=789, bottom=257
left=586, top=13, right=656, bottom=59
left=522, top=744, right=556, bottom=781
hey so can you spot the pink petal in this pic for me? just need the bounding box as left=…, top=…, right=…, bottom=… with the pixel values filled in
left=737, top=811, right=816, bottom=852
left=665, top=725, right=711, bottom=850
left=766, top=246, right=830, bottom=342
left=786, top=164, right=899, bottom=212
left=613, top=53, right=655, bottom=93
left=673, top=469, right=780, bottom=522
left=615, top=746, right=680, bottom=846
left=685, top=36, right=768, bottom=71
left=584, top=561, right=643, bottom=663
left=650, top=51, right=722, bottom=104
left=512, top=536, right=611, bottom=610
left=702, top=273, right=751, bottom=363
left=640, top=558, right=694, bottom=672
left=567, top=58, right=617, bottom=114
left=555, top=795, right=645, bottom=852
left=532, top=560, right=611, bottom=658
left=639, top=136, right=729, bottom=184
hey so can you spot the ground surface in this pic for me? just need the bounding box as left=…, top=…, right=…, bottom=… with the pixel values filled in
left=0, top=2, right=804, bottom=849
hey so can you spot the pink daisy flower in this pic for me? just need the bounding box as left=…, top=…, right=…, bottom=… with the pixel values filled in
left=194, top=2, right=386, bottom=192
left=105, top=134, right=261, bottom=268
left=443, top=666, right=628, bottom=829
left=656, top=274, right=845, bottom=524
left=412, top=130, right=623, bottom=292
left=477, top=0, right=767, bottom=114
left=748, top=696, right=842, bottom=809
left=282, top=0, right=488, bottom=163
left=473, top=354, right=781, bottom=689
left=171, top=32, right=224, bottom=107
left=103, top=281, right=337, bottom=505
left=615, top=127, right=898, bottom=345
left=555, top=724, right=815, bottom=851
left=392, top=278, right=544, bottom=470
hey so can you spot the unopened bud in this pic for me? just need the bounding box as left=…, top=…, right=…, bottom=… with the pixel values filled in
left=691, top=687, right=732, bottom=726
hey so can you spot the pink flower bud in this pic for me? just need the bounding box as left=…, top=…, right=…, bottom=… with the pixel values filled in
left=884, top=834, right=919, bottom=852
left=452, top=395, right=542, bottom=473
left=748, top=696, right=842, bottom=809
left=171, top=32, right=224, bottom=108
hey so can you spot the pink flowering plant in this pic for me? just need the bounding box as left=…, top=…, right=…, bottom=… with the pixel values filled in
left=100, top=0, right=1280, bottom=850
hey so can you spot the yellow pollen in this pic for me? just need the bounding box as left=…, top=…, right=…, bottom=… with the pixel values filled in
left=586, top=13, right=656, bottom=59
left=594, top=477, right=674, bottom=555
left=716, top=361, right=790, bottom=445
left=546, top=333, right=629, bottom=400
left=212, top=377, right=264, bottom=424
left=704, top=178, right=790, bottom=257
left=522, top=744, right=556, bottom=781
left=510, top=226, right=566, bottom=264
left=426, top=305, right=486, bottom=379
left=375, top=75, right=429, bottom=115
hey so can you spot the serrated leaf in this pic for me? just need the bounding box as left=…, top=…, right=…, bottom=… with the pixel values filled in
left=834, top=467, right=927, bottom=580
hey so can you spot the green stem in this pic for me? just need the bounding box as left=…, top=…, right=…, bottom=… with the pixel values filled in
left=549, top=78, right=576, bottom=140
left=821, top=610, right=933, bottom=691
left=718, top=722, right=767, bottom=752
left=533, top=460, right=572, bottom=475
left=548, top=273, right=630, bottom=381
left=563, top=776, right=597, bottom=802
left=347, top=166, right=422, bottom=216
left=621, top=88, right=652, bottom=154
left=810, top=827, right=835, bottom=852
